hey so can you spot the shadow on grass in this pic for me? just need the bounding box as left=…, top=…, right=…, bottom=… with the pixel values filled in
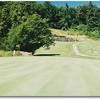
left=34, top=54, right=60, bottom=56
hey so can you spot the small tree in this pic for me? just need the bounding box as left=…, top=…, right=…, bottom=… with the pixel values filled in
left=7, top=14, right=54, bottom=54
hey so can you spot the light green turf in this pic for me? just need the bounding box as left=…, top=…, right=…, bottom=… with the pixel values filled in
left=0, top=41, right=100, bottom=96
left=0, top=56, right=100, bottom=96
left=35, top=42, right=75, bottom=57
left=77, top=40, right=100, bottom=56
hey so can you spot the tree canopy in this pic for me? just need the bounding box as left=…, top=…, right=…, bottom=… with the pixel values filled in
left=0, top=1, right=100, bottom=53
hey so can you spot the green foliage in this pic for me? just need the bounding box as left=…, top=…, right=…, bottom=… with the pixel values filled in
left=75, top=24, right=88, bottom=32
left=56, top=6, right=77, bottom=30
left=0, top=1, right=100, bottom=54
left=68, top=24, right=88, bottom=36
left=0, top=7, right=11, bottom=38
left=7, top=14, right=53, bottom=54
left=67, top=29, right=84, bottom=36
left=87, top=30, right=100, bottom=39
left=87, top=10, right=98, bottom=31
left=42, top=1, right=59, bottom=28
left=6, top=26, right=22, bottom=51
left=76, top=5, right=89, bottom=24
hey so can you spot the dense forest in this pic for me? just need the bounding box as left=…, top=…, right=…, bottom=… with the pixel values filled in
left=0, top=1, right=100, bottom=53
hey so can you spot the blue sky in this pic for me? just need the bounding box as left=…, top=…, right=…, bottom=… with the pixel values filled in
left=37, top=1, right=100, bottom=8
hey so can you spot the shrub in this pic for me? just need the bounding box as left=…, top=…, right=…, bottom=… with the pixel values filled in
left=67, top=29, right=84, bottom=36
left=5, top=51, right=13, bottom=56
left=0, top=50, right=13, bottom=57
left=76, top=24, right=88, bottom=32
left=0, top=50, right=5, bottom=57
left=87, top=30, right=100, bottom=39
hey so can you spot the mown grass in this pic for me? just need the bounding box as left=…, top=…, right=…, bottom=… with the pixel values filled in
left=77, top=40, right=100, bottom=56
left=0, top=55, right=100, bottom=96
left=35, top=41, right=76, bottom=57
left=0, top=40, right=100, bottom=96
left=51, top=29, right=100, bottom=57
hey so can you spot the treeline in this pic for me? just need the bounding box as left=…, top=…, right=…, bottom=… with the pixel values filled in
left=40, top=1, right=100, bottom=38
left=0, top=1, right=100, bottom=53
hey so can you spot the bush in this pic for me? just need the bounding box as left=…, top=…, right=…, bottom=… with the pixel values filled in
left=5, top=51, right=13, bottom=56
left=0, top=50, right=13, bottom=57
left=67, top=29, right=84, bottom=35
left=87, top=30, right=100, bottom=39
left=0, top=50, right=5, bottom=57
left=70, top=24, right=88, bottom=35
left=76, top=24, right=88, bottom=32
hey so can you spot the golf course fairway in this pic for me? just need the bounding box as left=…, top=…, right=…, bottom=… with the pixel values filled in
left=0, top=41, right=100, bottom=96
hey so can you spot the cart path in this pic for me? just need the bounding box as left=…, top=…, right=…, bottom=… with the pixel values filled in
left=73, top=43, right=88, bottom=57
left=73, top=43, right=100, bottom=58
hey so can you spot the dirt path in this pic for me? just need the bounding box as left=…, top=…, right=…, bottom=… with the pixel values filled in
left=73, top=43, right=88, bottom=57
left=73, top=43, right=100, bottom=58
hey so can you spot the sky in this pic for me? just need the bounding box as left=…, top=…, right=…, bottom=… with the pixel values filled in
left=37, top=1, right=100, bottom=8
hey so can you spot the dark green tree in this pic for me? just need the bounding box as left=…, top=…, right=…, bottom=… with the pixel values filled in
left=87, top=2, right=98, bottom=31
left=7, top=14, right=54, bottom=54
left=76, top=5, right=89, bottom=24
